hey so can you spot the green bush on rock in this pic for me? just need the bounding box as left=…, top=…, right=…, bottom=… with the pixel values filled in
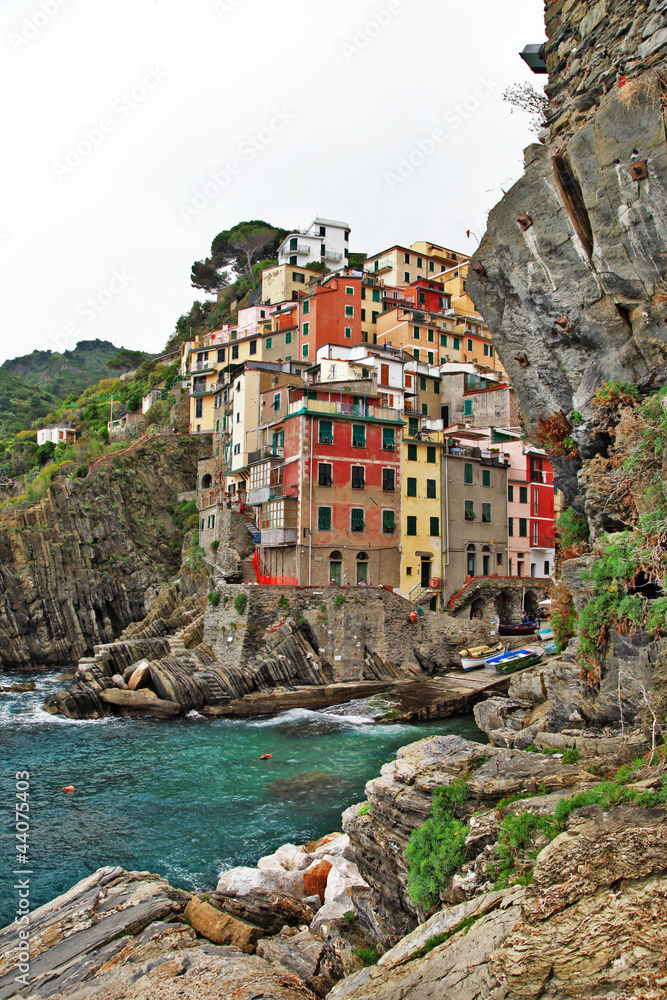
left=406, top=779, right=469, bottom=911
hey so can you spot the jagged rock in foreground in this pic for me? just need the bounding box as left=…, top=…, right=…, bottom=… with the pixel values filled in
left=0, top=867, right=316, bottom=1000
left=0, top=436, right=206, bottom=671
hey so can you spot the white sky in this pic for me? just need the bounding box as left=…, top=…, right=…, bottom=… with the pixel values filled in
left=0, top=0, right=546, bottom=366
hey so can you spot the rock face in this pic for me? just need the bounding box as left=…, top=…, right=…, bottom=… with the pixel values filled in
left=0, top=436, right=206, bottom=671
left=468, top=0, right=667, bottom=504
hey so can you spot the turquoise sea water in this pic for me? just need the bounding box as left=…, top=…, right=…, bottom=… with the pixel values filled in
left=0, top=672, right=486, bottom=928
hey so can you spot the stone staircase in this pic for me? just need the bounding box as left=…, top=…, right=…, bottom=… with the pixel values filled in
left=168, top=631, right=187, bottom=657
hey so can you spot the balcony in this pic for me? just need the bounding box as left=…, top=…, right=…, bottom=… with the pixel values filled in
left=323, top=248, right=343, bottom=261
left=260, top=527, right=297, bottom=546
left=190, top=361, right=214, bottom=373
left=247, top=482, right=294, bottom=506
left=248, top=445, right=285, bottom=465
left=289, top=398, right=403, bottom=423
left=532, top=534, right=555, bottom=549
left=190, top=383, right=215, bottom=396
left=284, top=243, right=310, bottom=255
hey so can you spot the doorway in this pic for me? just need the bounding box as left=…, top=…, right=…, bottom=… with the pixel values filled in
left=329, top=550, right=342, bottom=585
left=421, top=558, right=432, bottom=588
left=356, top=551, right=369, bottom=585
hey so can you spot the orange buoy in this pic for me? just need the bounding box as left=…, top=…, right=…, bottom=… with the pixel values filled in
left=258, top=754, right=273, bottom=760
left=409, top=611, right=417, bottom=624
left=62, top=785, right=75, bottom=792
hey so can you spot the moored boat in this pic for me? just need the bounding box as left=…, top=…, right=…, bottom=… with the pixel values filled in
left=498, top=621, right=539, bottom=636
left=486, top=645, right=544, bottom=674
left=458, top=641, right=504, bottom=671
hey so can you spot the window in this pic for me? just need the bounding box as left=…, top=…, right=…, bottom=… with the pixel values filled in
left=361, top=308, right=366, bottom=321
left=372, top=289, right=380, bottom=302
left=427, top=329, right=434, bottom=343
left=420, top=376, right=427, bottom=391
left=429, top=261, right=435, bottom=271
left=482, top=546, right=490, bottom=576
left=519, top=518, right=528, bottom=537
left=532, top=522, right=539, bottom=544
left=406, top=566, right=413, bottom=575
left=482, top=502, right=491, bottom=523
left=429, top=516, right=440, bottom=536
left=509, top=516, right=514, bottom=536
left=482, top=469, right=491, bottom=487
left=404, top=252, right=410, bottom=263
left=464, top=463, right=473, bottom=485
left=272, top=392, right=281, bottom=411
left=319, top=419, right=333, bottom=444
left=433, top=380, right=440, bottom=393
left=352, top=424, right=366, bottom=447
left=289, top=255, right=297, bottom=265
left=345, top=326, right=352, bottom=338
left=413, top=326, right=420, bottom=340
left=464, top=500, right=475, bottom=521
left=236, top=412, right=240, bottom=423
left=351, top=466, right=365, bottom=489
left=302, top=344, right=309, bottom=357
left=440, top=334, right=447, bottom=346
left=453, top=337, right=460, bottom=350
left=406, top=516, right=417, bottom=536
left=427, top=446, right=436, bottom=464
left=519, top=486, right=528, bottom=504
left=318, top=463, right=332, bottom=486
left=293, top=272, right=304, bottom=282
left=467, top=544, right=476, bottom=576
left=303, top=299, right=310, bottom=314
left=467, top=338, right=473, bottom=352
left=318, top=506, right=332, bottom=530
left=533, top=491, right=539, bottom=515
left=408, top=417, right=419, bottom=437
left=361, top=287, right=366, bottom=299
left=484, top=343, right=493, bottom=356
left=508, top=484, right=514, bottom=502
left=303, top=321, right=309, bottom=336
left=231, top=345, right=239, bottom=359
left=421, top=403, right=428, bottom=416
left=426, top=479, right=436, bottom=498
left=382, top=427, right=395, bottom=450
left=427, top=351, right=434, bottom=365
left=407, top=477, right=417, bottom=497
left=404, top=271, right=410, bottom=282
left=290, top=237, right=297, bottom=250
left=345, top=305, right=354, bottom=317
left=351, top=508, right=365, bottom=531
left=215, top=419, right=219, bottom=433
left=464, top=399, right=472, bottom=417
left=248, top=339, right=257, bottom=355
left=382, top=510, right=396, bottom=533
left=285, top=331, right=292, bottom=344
left=217, top=348, right=226, bottom=363
left=265, top=337, right=272, bottom=351
left=497, top=551, right=503, bottom=566
left=417, top=256, right=423, bottom=268
left=405, top=374, right=412, bottom=388
left=346, top=286, right=354, bottom=294
left=214, top=394, right=221, bottom=408
left=544, top=560, right=550, bottom=575
left=382, top=468, right=395, bottom=491
left=200, top=518, right=204, bottom=531
left=407, top=444, right=417, bottom=461
left=372, top=310, right=379, bottom=323
left=195, top=398, right=203, bottom=418
left=414, top=348, right=420, bottom=361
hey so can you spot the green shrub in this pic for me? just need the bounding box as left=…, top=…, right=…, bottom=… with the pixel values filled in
left=233, top=593, right=247, bottom=615
left=358, top=802, right=370, bottom=817
left=278, top=595, right=289, bottom=610
left=406, top=779, right=469, bottom=911
left=343, top=910, right=357, bottom=924
left=334, top=593, right=346, bottom=606
left=211, top=539, right=220, bottom=550
left=208, top=591, right=221, bottom=606
left=557, top=507, right=589, bottom=548
left=562, top=748, right=580, bottom=764
left=353, top=948, right=379, bottom=966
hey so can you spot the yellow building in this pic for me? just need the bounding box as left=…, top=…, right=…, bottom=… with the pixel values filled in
left=400, top=426, right=445, bottom=609
left=363, top=242, right=466, bottom=287
left=440, top=262, right=507, bottom=377
left=261, top=263, right=314, bottom=305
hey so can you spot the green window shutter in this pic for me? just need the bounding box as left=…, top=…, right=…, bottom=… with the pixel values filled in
left=413, top=326, right=420, bottom=339
left=407, top=477, right=417, bottom=497
left=351, top=508, right=365, bottom=530
left=215, top=419, right=219, bottom=432
left=433, top=380, right=440, bottom=393
left=408, top=417, right=419, bottom=436
left=407, top=444, right=417, bottom=461
left=482, top=503, right=491, bottom=523
left=427, top=446, right=436, bottom=464
left=508, top=517, right=514, bottom=536
left=426, top=479, right=436, bottom=499
left=372, top=289, right=380, bottom=302
left=482, top=469, right=491, bottom=487
left=519, top=518, right=528, bottom=536
left=285, top=331, right=292, bottom=344
left=303, top=321, right=309, bottom=335
left=430, top=516, right=439, bottom=536
left=464, top=399, right=472, bottom=416
left=440, top=334, right=447, bottom=346
left=352, top=424, right=366, bottom=447
left=345, top=327, right=352, bottom=338
left=427, top=330, right=434, bottom=343
left=520, top=486, right=528, bottom=503
left=345, top=305, right=354, bottom=316
left=468, top=338, right=473, bottom=352
left=266, top=337, right=272, bottom=350
left=465, top=500, right=475, bottom=521
left=361, top=309, right=366, bottom=321
left=414, top=348, right=420, bottom=360
left=453, top=337, right=460, bottom=350
left=361, top=287, right=366, bottom=298
left=382, top=427, right=395, bottom=450
left=421, top=403, right=428, bottom=416
left=372, top=311, right=378, bottom=322
left=303, top=300, right=310, bottom=314
left=428, top=351, right=434, bottom=365
left=406, top=516, right=417, bottom=536
left=319, top=419, right=333, bottom=444
left=382, top=510, right=395, bottom=533
left=508, top=485, right=514, bottom=501
left=318, top=507, right=331, bottom=530
left=420, top=377, right=427, bottom=391
left=302, top=344, right=309, bottom=357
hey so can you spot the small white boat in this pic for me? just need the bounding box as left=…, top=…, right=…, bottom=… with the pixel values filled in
left=459, top=641, right=504, bottom=671
left=539, top=627, right=554, bottom=641
left=486, top=645, right=544, bottom=674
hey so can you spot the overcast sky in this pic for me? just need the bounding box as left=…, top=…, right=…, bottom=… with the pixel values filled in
left=0, top=0, right=546, bottom=366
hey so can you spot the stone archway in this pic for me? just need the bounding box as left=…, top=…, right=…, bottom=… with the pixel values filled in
left=523, top=590, right=539, bottom=621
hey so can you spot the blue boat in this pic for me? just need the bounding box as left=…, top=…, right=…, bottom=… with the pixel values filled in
left=486, top=646, right=544, bottom=674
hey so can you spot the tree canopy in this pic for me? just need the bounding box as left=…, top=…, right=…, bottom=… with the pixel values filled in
left=190, top=220, right=290, bottom=292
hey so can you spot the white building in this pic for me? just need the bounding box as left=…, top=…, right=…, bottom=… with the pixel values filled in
left=142, top=389, right=162, bottom=414
left=315, top=342, right=408, bottom=410
left=36, top=425, right=76, bottom=446
left=277, top=217, right=350, bottom=272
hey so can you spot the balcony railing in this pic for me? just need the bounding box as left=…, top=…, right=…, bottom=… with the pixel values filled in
left=532, top=534, right=555, bottom=548
left=284, top=242, right=309, bottom=255
left=247, top=446, right=285, bottom=465
left=289, top=398, right=403, bottom=422
left=191, top=383, right=215, bottom=396
left=190, top=361, right=214, bottom=373
left=323, top=248, right=343, bottom=261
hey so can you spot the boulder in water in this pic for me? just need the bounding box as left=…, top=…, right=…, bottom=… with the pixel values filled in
left=127, top=660, right=152, bottom=690
left=100, top=688, right=180, bottom=717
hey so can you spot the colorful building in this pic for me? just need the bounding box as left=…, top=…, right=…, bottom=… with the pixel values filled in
left=363, top=242, right=465, bottom=286
left=277, top=217, right=350, bottom=271
left=261, top=262, right=315, bottom=305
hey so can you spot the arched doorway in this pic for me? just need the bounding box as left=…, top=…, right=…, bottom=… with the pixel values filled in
left=466, top=544, right=476, bottom=577
left=356, top=551, right=369, bottom=585
left=470, top=599, right=485, bottom=621
left=494, top=589, right=513, bottom=625
left=482, top=545, right=491, bottom=577
left=524, top=590, right=539, bottom=621
left=201, top=473, right=212, bottom=489
left=329, top=550, right=342, bottom=586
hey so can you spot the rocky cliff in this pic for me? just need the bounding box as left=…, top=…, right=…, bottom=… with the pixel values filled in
left=469, top=0, right=667, bottom=504
left=0, top=436, right=206, bottom=671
